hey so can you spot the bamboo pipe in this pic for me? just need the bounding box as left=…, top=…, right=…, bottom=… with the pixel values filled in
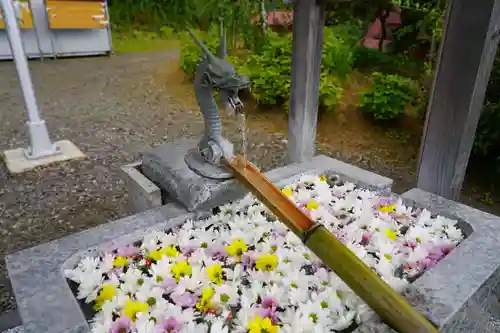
left=225, top=156, right=439, bottom=333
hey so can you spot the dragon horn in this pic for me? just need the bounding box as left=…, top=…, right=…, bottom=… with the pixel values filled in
left=186, top=27, right=216, bottom=59
left=219, top=20, right=227, bottom=59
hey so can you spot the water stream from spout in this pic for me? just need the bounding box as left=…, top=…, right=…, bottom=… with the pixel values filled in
left=238, top=112, right=247, bottom=168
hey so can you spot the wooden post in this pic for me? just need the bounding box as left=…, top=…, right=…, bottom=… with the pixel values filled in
left=287, top=0, right=326, bottom=163
left=417, top=0, right=500, bottom=200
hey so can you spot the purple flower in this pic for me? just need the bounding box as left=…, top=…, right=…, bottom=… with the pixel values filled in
left=261, top=296, right=279, bottom=310
left=378, top=197, right=394, bottom=206
left=427, top=243, right=456, bottom=262
left=170, top=292, right=197, bottom=308
left=241, top=252, right=256, bottom=268
left=116, top=246, right=140, bottom=257
left=419, top=257, right=438, bottom=270
left=360, top=232, right=372, bottom=246
left=156, top=316, right=183, bottom=333
left=110, top=315, right=132, bottom=333
left=403, top=240, right=418, bottom=249
left=206, top=243, right=228, bottom=260
left=159, top=277, right=177, bottom=293
left=255, top=307, right=279, bottom=324
left=180, top=245, right=197, bottom=257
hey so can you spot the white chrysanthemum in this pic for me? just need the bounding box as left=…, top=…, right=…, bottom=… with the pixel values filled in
left=67, top=173, right=465, bottom=333
left=119, top=267, right=143, bottom=294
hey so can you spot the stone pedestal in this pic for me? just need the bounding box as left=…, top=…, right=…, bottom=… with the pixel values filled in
left=130, top=139, right=395, bottom=214
left=141, top=139, right=240, bottom=212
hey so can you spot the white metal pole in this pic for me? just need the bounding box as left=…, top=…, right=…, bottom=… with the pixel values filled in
left=1, top=0, right=58, bottom=159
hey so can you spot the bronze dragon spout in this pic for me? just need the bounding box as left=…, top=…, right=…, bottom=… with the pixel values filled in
left=184, top=28, right=251, bottom=180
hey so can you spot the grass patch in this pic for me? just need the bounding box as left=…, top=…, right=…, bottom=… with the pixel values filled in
left=111, top=29, right=180, bottom=54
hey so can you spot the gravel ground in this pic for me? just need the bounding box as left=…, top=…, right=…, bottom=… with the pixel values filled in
left=0, top=50, right=499, bottom=315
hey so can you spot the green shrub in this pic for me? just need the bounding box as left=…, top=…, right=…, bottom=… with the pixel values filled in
left=474, top=102, right=500, bottom=158
left=353, top=47, right=425, bottom=77
left=238, top=31, right=293, bottom=106
left=179, top=28, right=220, bottom=76
left=239, top=29, right=345, bottom=111
left=359, top=72, right=419, bottom=120
left=319, top=74, right=343, bottom=111
left=179, top=26, right=346, bottom=112
left=321, top=25, right=359, bottom=79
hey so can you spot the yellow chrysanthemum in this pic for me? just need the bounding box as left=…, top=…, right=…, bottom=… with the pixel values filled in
left=148, top=246, right=180, bottom=261
left=171, top=260, right=192, bottom=282
left=255, top=254, right=279, bottom=272
left=384, top=228, right=398, bottom=241
left=281, top=187, right=293, bottom=196
left=226, top=239, right=248, bottom=257
left=93, top=284, right=116, bottom=311
left=122, top=300, right=148, bottom=321
left=319, top=175, right=327, bottom=182
left=379, top=204, right=396, bottom=213
left=113, top=256, right=128, bottom=268
left=206, top=264, right=224, bottom=285
left=306, top=199, right=319, bottom=210
left=248, top=315, right=279, bottom=333
left=196, top=286, right=215, bottom=312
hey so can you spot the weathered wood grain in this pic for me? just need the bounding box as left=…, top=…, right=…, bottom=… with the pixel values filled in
left=286, top=0, right=326, bottom=163
left=417, top=0, right=500, bottom=200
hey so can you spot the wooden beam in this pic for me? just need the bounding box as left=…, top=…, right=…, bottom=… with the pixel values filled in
left=416, top=0, right=500, bottom=200
left=287, top=0, right=326, bottom=163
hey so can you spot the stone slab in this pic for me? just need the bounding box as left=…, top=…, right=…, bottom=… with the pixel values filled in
left=6, top=156, right=392, bottom=333
left=121, top=162, right=162, bottom=213
left=140, top=138, right=393, bottom=212
left=2, top=140, right=85, bottom=174
left=2, top=326, right=24, bottom=333
left=141, top=139, right=207, bottom=211
left=0, top=311, right=21, bottom=332
left=397, top=188, right=500, bottom=333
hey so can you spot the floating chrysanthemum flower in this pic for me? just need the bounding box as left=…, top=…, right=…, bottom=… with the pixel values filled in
left=122, top=300, right=148, bottom=321
left=247, top=315, right=279, bottom=333
left=306, top=199, right=319, bottom=211
left=255, top=254, right=279, bottom=272
left=206, top=264, right=224, bottom=285
left=93, top=284, right=116, bottom=311
left=384, top=228, right=398, bottom=241
left=171, top=261, right=192, bottom=282
left=113, top=256, right=128, bottom=268
left=196, top=286, right=215, bottom=313
left=226, top=239, right=248, bottom=257
left=156, top=316, right=183, bottom=333
left=281, top=187, right=293, bottom=196
left=148, top=246, right=180, bottom=261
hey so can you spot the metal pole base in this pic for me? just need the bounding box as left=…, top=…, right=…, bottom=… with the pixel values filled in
left=23, top=120, right=59, bottom=159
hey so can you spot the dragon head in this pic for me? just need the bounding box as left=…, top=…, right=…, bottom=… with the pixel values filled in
left=187, top=28, right=251, bottom=114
